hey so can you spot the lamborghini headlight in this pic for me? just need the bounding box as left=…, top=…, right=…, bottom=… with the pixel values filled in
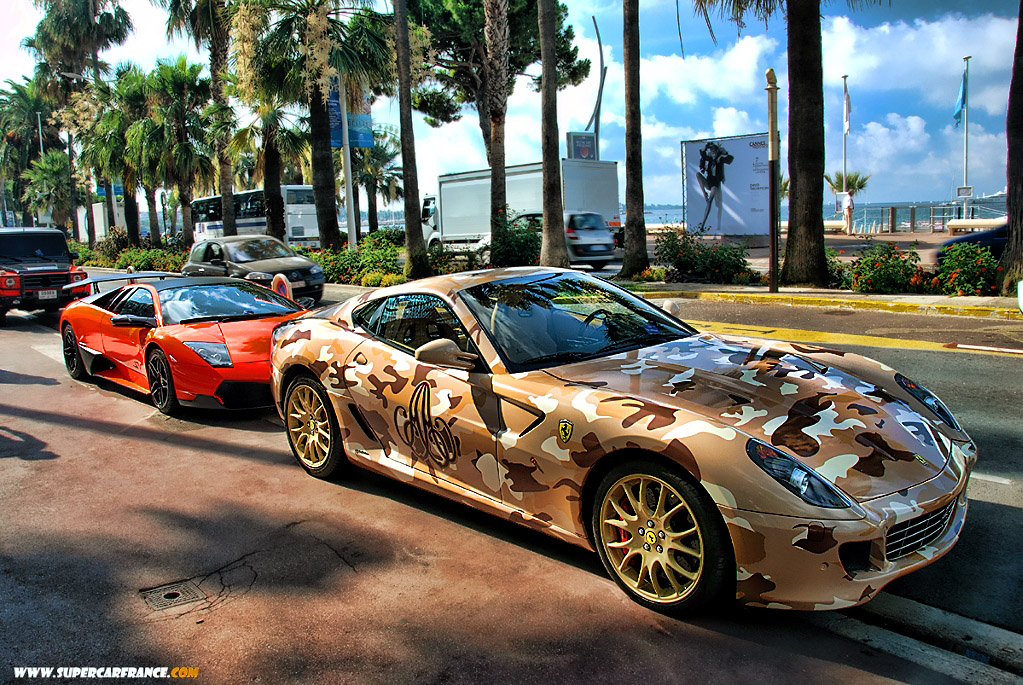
left=184, top=342, right=233, bottom=368
left=746, top=439, right=852, bottom=509
left=895, top=373, right=961, bottom=431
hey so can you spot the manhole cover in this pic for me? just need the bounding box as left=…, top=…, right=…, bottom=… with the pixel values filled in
left=140, top=580, right=206, bottom=610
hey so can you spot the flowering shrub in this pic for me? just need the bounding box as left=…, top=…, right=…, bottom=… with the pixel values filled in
left=96, top=226, right=130, bottom=262
left=849, top=242, right=918, bottom=294
left=826, top=248, right=852, bottom=289
left=113, top=247, right=187, bottom=272
left=653, top=226, right=755, bottom=284
left=491, top=221, right=541, bottom=267
left=935, top=242, right=1000, bottom=296
left=301, top=239, right=401, bottom=284
left=633, top=267, right=666, bottom=282
left=69, top=241, right=113, bottom=268
left=379, top=273, right=407, bottom=287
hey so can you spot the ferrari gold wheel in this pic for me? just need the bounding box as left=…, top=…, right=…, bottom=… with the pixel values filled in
left=285, top=376, right=345, bottom=478
left=593, top=461, right=730, bottom=613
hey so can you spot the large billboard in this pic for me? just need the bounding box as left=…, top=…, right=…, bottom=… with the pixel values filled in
left=682, top=133, right=769, bottom=235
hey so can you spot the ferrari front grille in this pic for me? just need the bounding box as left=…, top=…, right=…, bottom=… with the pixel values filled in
left=885, top=500, right=957, bottom=561
left=215, top=382, right=273, bottom=409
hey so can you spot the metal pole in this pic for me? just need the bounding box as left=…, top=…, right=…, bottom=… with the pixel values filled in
left=339, top=79, right=358, bottom=250
left=842, top=75, right=848, bottom=194
left=963, top=55, right=971, bottom=217
left=766, top=68, right=780, bottom=293
left=585, top=16, right=607, bottom=160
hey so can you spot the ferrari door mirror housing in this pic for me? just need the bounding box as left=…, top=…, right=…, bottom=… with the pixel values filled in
left=414, top=338, right=478, bottom=370
left=662, top=300, right=681, bottom=318
left=111, top=314, right=156, bottom=328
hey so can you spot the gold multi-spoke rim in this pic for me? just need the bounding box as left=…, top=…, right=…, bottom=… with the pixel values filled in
left=599, top=474, right=705, bottom=604
left=286, top=384, right=332, bottom=469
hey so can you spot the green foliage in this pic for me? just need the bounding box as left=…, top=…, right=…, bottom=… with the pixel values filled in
left=849, top=242, right=919, bottom=294
left=653, top=227, right=755, bottom=284
left=374, top=227, right=406, bottom=247
left=491, top=222, right=541, bottom=267
left=302, top=240, right=402, bottom=285
left=96, top=226, right=131, bottom=262
left=825, top=247, right=852, bottom=289
left=428, top=241, right=482, bottom=274
left=633, top=267, right=666, bottom=282
left=935, top=242, right=1000, bottom=296
left=68, top=240, right=112, bottom=267
left=360, top=271, right=385, bottom=287
left=113, top=247, right=187, bottom=272
left=380, top=273, right=407, bottom=287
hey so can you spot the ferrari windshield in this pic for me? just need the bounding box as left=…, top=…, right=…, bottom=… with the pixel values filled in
left=459, top=272, right=697, bottom=372
left=159, top=282, right=300, bottom=325
left=227, top=238, right=293, bottom=263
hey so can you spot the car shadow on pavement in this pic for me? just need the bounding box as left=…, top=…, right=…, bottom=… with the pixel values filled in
left=0, top=426, right=59, bottom=460
left=0, top=369, right=61, bottom=386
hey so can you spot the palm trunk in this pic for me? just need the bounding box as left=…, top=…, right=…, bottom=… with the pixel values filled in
left=180, top=186, right=194, bottom=245
left=620, top=0, right=648, bottom=277
left=367, top=184, right=379, bottom=233
left=352, top=185, right=361, bottom=240
left=308, top=86, right=342, bottom=250
left=781, top=0, right=828, bottom=286
left=124, top=187, right=140, bottom=245
left=83, top=178, right=97, bottom=248
left=211, top=19, right=236, bottom=237
left=264, top=137, right=286, bottom=242
left=538, top=0, right=569, bottom=267
left=91, top=50, right=118, bottom=232
left=145, top=186, right=162, bottom=247
left=67, top=132, right=80, bottom=242
left=485, top=0, right=509, bottom=263
left=395, top=0, right=431, bottom=278
left=999, top=0, right=1023, bottom=295
left=475, top=80, right=493, bottom=164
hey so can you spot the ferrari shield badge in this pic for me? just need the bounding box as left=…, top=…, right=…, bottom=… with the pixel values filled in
left=558, top=419, right=573, bottom=443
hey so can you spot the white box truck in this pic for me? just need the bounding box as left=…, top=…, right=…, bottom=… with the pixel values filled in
left=421, top=159, right=620, bottom=269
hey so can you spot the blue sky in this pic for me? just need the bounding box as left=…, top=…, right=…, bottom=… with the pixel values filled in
left=3, top=0, right=1017, bottom=207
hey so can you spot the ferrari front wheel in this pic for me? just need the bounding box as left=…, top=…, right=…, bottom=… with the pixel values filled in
left=62, top=324, right=88, bottom=380
left=284, top=376, right=346, bottom=479
left=146, top=348, right=180, bottom=415
left=592, top=460, right=731, bottom=615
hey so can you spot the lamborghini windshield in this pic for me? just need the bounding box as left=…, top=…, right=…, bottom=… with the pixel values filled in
left=459, top=272, right=696, bottom=372
left=159, top=282, right=300, bottom=325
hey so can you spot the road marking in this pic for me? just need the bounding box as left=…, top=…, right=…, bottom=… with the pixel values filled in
left=944, top=342, right=1023, bottom=355
left=972, top=472, right=1012, bottom=485
left=32, top=341, right=65, bottom=366
left=687, top=320, right=1023, bottom=357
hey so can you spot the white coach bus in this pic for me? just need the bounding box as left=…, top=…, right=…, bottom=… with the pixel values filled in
left=192, top=185, right=320, bottom=248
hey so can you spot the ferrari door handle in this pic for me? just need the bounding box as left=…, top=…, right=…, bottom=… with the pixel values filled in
left=353, top=352, right=368, bottom=365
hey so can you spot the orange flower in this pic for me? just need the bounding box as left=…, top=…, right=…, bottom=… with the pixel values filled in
left=997, top=266, right=1005, bottom=271
left=839, top=250, right=845, bottom=255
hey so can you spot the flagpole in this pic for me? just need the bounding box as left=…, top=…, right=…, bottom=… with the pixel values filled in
left=842, top=75, right=849, bottom=194
left=963, top=55, right=971, bottom=218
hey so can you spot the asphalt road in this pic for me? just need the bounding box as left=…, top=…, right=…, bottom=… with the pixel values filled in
left=1, top=300, right=1019, bottom=683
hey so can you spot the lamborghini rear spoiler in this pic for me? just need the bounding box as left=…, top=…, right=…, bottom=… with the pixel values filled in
left=62, top=272, right=183, bottom=295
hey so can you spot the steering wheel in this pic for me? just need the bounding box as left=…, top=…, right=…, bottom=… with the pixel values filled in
left=579, top=308, right=613, bottom=334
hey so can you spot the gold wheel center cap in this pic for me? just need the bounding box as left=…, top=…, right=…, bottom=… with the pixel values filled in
left=645, top=530, right=657, bottom=546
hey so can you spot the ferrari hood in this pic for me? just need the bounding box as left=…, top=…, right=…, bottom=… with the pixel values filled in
left=548, top=333, right=951, bottom=502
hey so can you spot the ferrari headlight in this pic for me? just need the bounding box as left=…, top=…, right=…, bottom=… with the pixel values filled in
left=894, top=373, right=961, bottom=431
left=746, top=439, right=851, bottom=509
left=244, top=271, right=273, bottom=281
left=184, top=342, right=233, bottom=368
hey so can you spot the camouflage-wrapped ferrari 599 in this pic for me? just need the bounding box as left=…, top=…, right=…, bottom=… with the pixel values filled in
left=270, top=268, right=974, bottom=614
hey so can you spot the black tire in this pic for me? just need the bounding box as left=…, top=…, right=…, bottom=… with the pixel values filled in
left=146, top=347, right=180, bottom=415
left=589, top=261, right=608, bottom=271
left=43, top=304, right=60, bottom=313
left=62, top=324, right=88, bottom=380
left=0, top=309, right=7, bottom=326
left=284, top=375, right=347, bottom=479
left=591, top=458, right=732, bottom=615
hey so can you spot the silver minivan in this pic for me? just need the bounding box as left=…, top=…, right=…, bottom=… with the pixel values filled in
left=514, top=211, right=616, bottom=271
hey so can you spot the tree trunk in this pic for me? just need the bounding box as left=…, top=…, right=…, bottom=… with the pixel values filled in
left=145, top=186, right=162, bottom=247
left=102, top=179, right=116, bottom=228
left=353, top=185, right=362, bottom=239
left=83, top=178, right=96, bottom=248
left=781, top=0, right=828, bottom=286
left=475, top=84, right=494, bottom=165
left=395, top=0, right=431, bottom=279
left=538, top=0, right=569, bottom=267
left=179, top=186, right=194, bottom=245
left=367, top=184, right=379, bottom=234
left=485, top=0, right=509, bottom=264
left=211, top=16, right=236, bottom=237
left=264, top=136, right=287, bottom=242
left=67, top=132, right=80, bottom=242
left=124, top=187, right=140, bottom=246
left=999, top=0, right=1023, bottom=296
left=308, top=86, right=343, bottom=250
left=620, top=0, right=648, bottom=277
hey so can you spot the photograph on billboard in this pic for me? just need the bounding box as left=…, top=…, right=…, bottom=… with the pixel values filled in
left=682, top=133, right=769, bottom=235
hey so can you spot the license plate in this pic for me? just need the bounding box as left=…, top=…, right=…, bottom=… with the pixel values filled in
left=38, top=290, right=58, bottom=300
left=290, top=280, right=306, bottom=289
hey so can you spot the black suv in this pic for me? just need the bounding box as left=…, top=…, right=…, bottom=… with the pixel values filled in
left=0, top=228, right=89, bottom=323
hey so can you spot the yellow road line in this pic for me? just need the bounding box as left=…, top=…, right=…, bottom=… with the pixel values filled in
left=686, top=320, right=1022, bottom=357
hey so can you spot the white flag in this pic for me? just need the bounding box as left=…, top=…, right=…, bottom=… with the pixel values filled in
left=843, top=81, right=851, bottom=134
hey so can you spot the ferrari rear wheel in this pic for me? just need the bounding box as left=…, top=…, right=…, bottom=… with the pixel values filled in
left=285, top=376, right=346, bottom=479
left=146, top=348, right=179, bottom=415
left=62, top=324, right=88, bottom=380
left=592, top=460, right=731, bottom=614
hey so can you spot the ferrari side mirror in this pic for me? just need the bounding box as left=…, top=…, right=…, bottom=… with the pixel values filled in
left=415, top=338, right=478, bottom=371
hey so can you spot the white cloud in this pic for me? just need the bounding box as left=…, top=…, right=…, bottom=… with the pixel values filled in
left=712, top=107, right=759, bottom=137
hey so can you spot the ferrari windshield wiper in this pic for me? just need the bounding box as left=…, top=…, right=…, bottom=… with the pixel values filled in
left=0, top=254, right=23, bottom=262
left=520, top=350, right=594, bottom=367
left=597, top=332, right=682, bottom=355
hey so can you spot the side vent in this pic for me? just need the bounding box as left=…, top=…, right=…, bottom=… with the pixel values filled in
left=347, top=404, right=379, bottom=443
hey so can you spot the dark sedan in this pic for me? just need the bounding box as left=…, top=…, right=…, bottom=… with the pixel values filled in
left=938, top=223, right=1007, bottom=267
left=181, top=235, right=325, bottom=301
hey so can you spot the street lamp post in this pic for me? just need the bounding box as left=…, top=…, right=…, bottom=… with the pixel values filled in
left=963, top=55, right=971, bottom=218
left=766, top=68, right=780, bottom=294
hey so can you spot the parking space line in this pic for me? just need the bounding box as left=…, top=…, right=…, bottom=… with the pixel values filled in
left=972, top=472, right=1012, bottom=485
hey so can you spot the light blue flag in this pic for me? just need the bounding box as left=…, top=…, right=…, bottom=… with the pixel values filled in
left=953, top=71, right=967, bottom=127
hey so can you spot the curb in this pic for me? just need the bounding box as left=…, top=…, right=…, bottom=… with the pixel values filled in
left=643, top=291, right=1023, bottom=321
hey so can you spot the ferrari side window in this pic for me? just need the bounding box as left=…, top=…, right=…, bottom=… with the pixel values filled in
left=375, top=294, right=471, bottom=354
left=352, top=299, right=385, bottom=334
left=119, top=289, right=155, bottom=318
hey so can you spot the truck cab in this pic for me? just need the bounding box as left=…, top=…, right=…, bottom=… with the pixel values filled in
left=0, top=228, right=89, bottom=324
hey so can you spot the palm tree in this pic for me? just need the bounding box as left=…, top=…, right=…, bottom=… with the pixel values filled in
left=394, top=0, right=430, bottom=277
left=538, top=0, right=568, bottom=267
left=823, top=171, right=870, bottom=197
left=355, top=126, right=402, bottom=234
left=0, top=78, right=61, bottom=226
left=142, top=57, right=214, bottom=245
left=1000, top=0, right=1023, bottom=296
left=22, top=150, right=73, bottom=228
left=161, top=0, right=237, bottom=237
left=620, top=0, right=648, bottom=277
left=483, top=0, right=509, bottom=262
left=128, top=115, right=167, bottom=247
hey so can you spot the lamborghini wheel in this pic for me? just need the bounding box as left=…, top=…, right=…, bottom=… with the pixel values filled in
left=284, top=375, right=346, bottom=479
left=592, top=459, right=731, bottom=614
left=62, top=324, right=88, bottom=380
left=146, top=348, right=179, bottom=415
